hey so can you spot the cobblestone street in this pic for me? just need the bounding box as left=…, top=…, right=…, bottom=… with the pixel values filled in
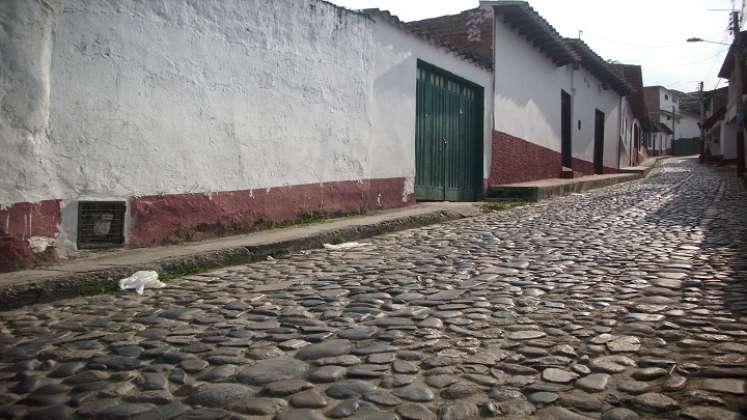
left=1, top=157, right=746, bottom=420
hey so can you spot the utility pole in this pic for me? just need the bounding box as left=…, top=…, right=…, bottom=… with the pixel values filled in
left=733, top=10, right=745, bottom=176
left=699, top=81, right=705, bottom=162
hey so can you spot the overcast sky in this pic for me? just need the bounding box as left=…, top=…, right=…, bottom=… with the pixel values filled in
left=332, top=0, right=738, bottom=93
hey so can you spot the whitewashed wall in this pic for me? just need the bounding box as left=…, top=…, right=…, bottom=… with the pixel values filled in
left=492, top=19, right=622, bottom=170
left=492, top=19, right=571, bottom=152
left=0, top=0, right=62, bottom=206
left=619, top=97, right=636, bottom=167
left=722, top=122, right=737, bottom=159
left=676, top=114, right=701, bottom=139
left=371, top=17, right=494, bottom=182
left=570, top=67, right=623, bottom=170
left=44, top=0, right=384, bottom=206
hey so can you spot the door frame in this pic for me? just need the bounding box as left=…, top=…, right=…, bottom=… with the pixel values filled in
left=593, top=109, right=605, bottom=174
left=415, top=59, right=485, bottom=201
left=561, top=90, right=572, bottom=168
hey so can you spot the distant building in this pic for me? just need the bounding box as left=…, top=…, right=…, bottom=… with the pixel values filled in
left=715, top=31, right=747, bottom=174
left=702, top=87, right=729, bottom=160
left=610, top=64, right=650, bottom=166
left=644, top=86, right=700, bottom=144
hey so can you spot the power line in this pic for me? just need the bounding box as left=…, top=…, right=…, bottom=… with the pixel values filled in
left=581, top=30, right=730, bottom=49
left=643, top=49, right=729, bottom=71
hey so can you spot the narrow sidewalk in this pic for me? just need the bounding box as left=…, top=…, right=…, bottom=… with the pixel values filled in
left=0, top=202, right=481, bottom=308
left=487, top=156, right=665, bottom=201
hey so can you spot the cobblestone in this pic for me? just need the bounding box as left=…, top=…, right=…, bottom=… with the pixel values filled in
left=1, top=158, right=746, bottom=419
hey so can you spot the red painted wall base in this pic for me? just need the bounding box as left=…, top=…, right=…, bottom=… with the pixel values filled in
left=489, top=130, right=617, bottom=185
left=129, top=177, right=412, bottom=247
left=0, top=178, right=412, bottom=273
left=0, top=200, right=61, bottom=272
left=489, top=130, right=561, bottom=185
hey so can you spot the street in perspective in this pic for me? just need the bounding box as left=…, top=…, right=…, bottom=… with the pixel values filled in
left=1, top=158, right=746, bottom=419
left=2, top=0, right=747, bottom=419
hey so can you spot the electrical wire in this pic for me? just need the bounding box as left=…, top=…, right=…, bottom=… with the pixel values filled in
left=580, top=30, right=730, bottom=49
left=643, top=49, right=729, bottom=71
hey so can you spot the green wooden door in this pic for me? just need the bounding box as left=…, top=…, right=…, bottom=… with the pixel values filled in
left=415, top=63, right=482, bottom=201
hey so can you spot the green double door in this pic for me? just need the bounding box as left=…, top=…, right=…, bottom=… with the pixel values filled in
left=415, top=62, right=482, bottom=202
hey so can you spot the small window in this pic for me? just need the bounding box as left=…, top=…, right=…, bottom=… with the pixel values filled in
left=578, top=120, right=581, bottom=130
left=78, top=201, right=126, bottom=249
left=665, top=94, right=669, bottom=100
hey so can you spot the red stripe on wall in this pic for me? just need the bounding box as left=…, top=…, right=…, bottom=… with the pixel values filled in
left=571, top=158, right=618, bottom=176
left=489, top=130, right=562, bottom=185
left=129, top=177, right=412, bottom=247
left=490, top=130, right=618, bottom=186
left=0, top=200, right=61, bottom=272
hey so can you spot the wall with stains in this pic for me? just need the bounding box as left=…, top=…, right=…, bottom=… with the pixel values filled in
left=0, top=0, right=62, bottom=268
left=570, top=66, right=623, bottom=173
left=0, top=0, right=421, bottom=268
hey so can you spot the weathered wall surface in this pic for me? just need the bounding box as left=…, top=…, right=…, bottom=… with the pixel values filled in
left=0, top=0, right=63, bottom=268
left=570, top=67, right=622, bottom=173
left=1, top=0, right=430, bottom=268
left=490, top=17, right=622, bottom=183
left=676, top=114, right=701, bottom=140
left=370, top=15, right=493, bottom=188
left=619, top=97, right=635, bottom=167
left=48, top=0, right=378, bottom=200
left=492, top=19, right=570, bottom=154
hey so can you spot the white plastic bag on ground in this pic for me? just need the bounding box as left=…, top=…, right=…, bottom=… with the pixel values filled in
left=323, top=242, right=370, bottom=250
left=119, top=271, right=166, bottom=295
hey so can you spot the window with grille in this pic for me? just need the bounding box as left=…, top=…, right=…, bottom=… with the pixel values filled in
left=77, top=201, right=126, bottom=249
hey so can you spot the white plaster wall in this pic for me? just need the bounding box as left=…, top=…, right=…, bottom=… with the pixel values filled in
left=676, top=114, right=701, bottom=139
left=371, top=17, right=493, bottom=181
left=707, top=123, right=722, bottom=156
left=0, top=0, right=62, bottom=206
left=570, top=67, right=622, bottom=169
left=660, top=88, right=678, bottom=114
left=618, top=97, right=636, bottom=167
left=722, top=122, right=737, bottom=159
left=492, top=19, right=571, bottom=152
left=25, top=0, right=389, bottom=207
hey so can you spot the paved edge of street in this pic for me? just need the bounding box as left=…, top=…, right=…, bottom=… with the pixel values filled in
left=0, top=204, right=483, bottom=310
left=0, top=158, right=666, bottom=310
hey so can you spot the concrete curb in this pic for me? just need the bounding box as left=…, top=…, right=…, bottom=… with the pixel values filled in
left=492, top=173, right=645, bottom=202
left=487, top=157, right=665, bottom=202
left=0, top=207, right=479, bottom=309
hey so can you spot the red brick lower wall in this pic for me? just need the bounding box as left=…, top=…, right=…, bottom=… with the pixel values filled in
left=490, top=130, right=617, bottom=185
left=0, top=178, right=411, bottom=272
left=571, top=158, right=618, bottom=176
left=129, top=177, right=412, bottom=247
left=0, top=200, right=61, bottom=272
left=489, top=130, right=561, bottom=185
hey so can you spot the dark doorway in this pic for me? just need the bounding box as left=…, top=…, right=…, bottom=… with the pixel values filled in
left=594, top=109, right=605, bottom=174
left=561, top=90, right=572, bottom=168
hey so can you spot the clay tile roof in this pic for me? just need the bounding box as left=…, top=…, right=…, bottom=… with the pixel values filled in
left=481, top=1, right=578, bottom=66
left=610, top=63, right=649, bottom=120
left=364, top=8, right=493, bottom=70
left=718, top=31, right=747, bottom=79
left=404, top=8, right=494, bottom=70
left=565, top=39, right=634, bottom=96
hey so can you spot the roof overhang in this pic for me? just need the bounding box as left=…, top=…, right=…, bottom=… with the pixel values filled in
left=565, top=39, right=635, bottom=96
left=481, top=1, right=578, bottom=66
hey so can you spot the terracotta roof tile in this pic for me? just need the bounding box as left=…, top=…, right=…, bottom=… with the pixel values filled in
left=364, top=8, right=494, bottom=70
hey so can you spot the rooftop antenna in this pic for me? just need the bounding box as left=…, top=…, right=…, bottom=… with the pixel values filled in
left=578, top=29, right=583, bottom=40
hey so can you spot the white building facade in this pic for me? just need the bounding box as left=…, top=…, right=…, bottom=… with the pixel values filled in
left=0, top=0, right=638, bottom=271
left=0, top=0, right=492, bottom=271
